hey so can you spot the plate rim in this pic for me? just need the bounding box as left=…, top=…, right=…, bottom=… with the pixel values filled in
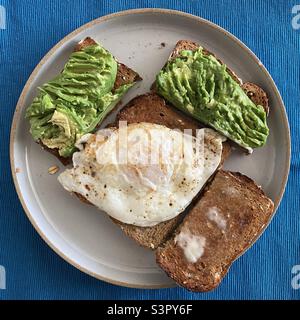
left=9, top=8, right=291, bottom=289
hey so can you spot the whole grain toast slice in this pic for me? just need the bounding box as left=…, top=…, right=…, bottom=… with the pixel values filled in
left=38, top=37, right=141, bottom=165
left=156, top=170, right=274, bottom=292
left=74, top=93, right=231, bottom=249
left=153, top=40, right=269, bottom=119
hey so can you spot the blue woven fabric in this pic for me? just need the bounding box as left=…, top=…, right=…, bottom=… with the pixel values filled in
left=0, top=0, right=299, bottom=300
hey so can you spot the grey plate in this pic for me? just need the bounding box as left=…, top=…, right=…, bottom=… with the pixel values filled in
left=10, top=9, right=290, bottom=289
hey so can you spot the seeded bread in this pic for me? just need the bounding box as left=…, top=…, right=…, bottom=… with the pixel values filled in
left=38, top=37, right=141, bottom=164
left=156, top=170, right=274, bottom=292
left=153, top=40, right=269, bottom=119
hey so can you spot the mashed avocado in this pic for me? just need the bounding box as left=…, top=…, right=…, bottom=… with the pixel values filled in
left=26, top=44, right=133, bottom=157
left=156, top=48, right=269, bottom=148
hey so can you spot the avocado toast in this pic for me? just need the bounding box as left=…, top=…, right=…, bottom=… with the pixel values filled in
left=25, top=37, right=141, bottom=164
left=155, top=40, right=270, bottom=151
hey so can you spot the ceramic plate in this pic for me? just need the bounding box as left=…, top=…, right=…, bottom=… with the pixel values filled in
left=10, top=9, right=290, bottom=288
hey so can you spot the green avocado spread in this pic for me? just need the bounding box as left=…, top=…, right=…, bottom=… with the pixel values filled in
left=156, top=48, right=269, bottom=148
left=26, top=44, right=134, bottom=157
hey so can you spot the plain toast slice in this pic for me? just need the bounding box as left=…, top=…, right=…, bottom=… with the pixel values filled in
left=156, top=170, right=274, bottom=292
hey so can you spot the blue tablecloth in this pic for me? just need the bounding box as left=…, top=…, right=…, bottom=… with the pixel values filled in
left=0, top=0, right=299, bottom=300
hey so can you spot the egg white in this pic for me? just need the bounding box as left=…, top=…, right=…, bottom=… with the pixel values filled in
left=58, top=123, right=224, bottom=227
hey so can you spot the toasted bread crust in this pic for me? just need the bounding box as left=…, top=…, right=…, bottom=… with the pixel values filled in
left=241, top=82, right=269, bottom=115
left=113, top=62, right=142, bottom=90
left=156, top=170, right=274, bottom=292
left=112, top=215, right=184, bottom=249
left=38, top=142, right=72, bottom=165
left=74, top=36, right=97, bottom=51
left=37, top=37, right=141, bottom=164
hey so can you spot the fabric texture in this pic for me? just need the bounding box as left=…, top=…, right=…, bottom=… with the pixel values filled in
left=0, top=0, right=299, bottom=300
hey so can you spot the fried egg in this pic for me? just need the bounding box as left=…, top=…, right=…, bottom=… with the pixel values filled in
left=58, top=123, right=224, bottom=227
